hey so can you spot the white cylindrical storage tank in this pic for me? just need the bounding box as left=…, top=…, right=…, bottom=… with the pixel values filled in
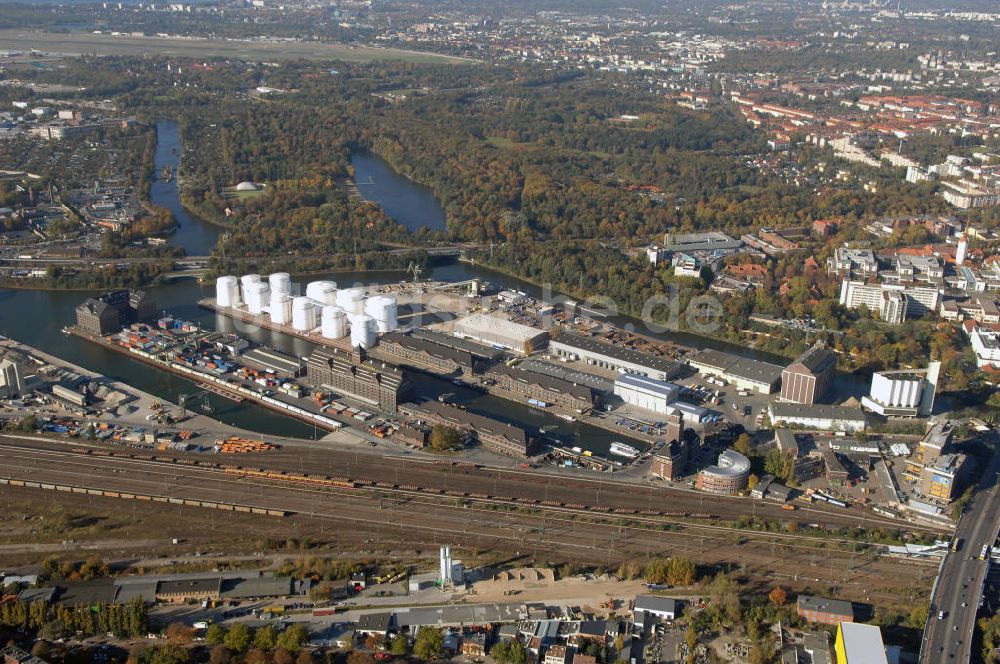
left=269, top=292, right=292, bottom=325
left=291, top=296, right=318, bottom=332
left=240, top=274, right=261, bottom=305
left=365, top=295, right=398, bottom=333
left=216, top=276, right=240, bottom=309
left=321, top=306, right=348, bottom=339
left=350, top=314, right=377, bottom=349
left=245, top=282, right=270, bottom=315
left=268, top=272, right=291, bottom=296
left=306, top=280, right=338, bottom=306
left=336, top=287, right=366, bottom=316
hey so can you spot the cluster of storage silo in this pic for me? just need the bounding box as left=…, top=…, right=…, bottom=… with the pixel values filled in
left=216, top=275, right=397, bottom=347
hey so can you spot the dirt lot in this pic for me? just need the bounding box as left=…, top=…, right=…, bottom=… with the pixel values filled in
left=470, top=572, right=649, bottom=606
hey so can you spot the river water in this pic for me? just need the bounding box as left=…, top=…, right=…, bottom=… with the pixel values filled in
left=0, top=121, right=852, bottom=454
left=152, top=121, right=221, bottom=256
left=0, top=122, right=653, bottom=454
left=350, top=152, right=448, bottom=233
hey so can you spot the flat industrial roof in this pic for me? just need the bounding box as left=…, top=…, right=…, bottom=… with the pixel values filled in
left=770, top=403, right=867, bottom=422
left=837, top=623, right=887, bottom=664
left=686, top=349, right=782, bottom=385
left=634, top=595, right=679, bottom=614
left=411, top=327, right=502, bottom=359
left=393, top=603, right=526, bottom=626
left=521, top=359, right=614, bottom=393
left=550, top=332, right=680, bottom=374
left=454, top=313, right=548, bottom=344
left=614, top=373, right=682, bottom=399
left=243, top=347, right=304, bottom=374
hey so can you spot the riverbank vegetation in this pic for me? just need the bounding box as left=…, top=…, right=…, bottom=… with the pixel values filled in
left=1, top=56, right=984, bottom=386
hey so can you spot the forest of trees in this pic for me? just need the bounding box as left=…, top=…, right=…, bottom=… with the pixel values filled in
left=1, top=55, right=991, bottom=383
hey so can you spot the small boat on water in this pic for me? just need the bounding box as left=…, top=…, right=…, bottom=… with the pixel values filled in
left=609, top=441, right=640, bottom=459
left=556, top=413, right=576, bottom=422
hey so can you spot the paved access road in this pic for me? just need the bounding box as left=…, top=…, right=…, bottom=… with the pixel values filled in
left=920, top=439, right=1000, bottom=664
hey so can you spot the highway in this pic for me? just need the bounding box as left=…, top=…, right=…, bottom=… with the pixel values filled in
left=920, top=439, right=1000, bottom=664
left=0, top=437, right=941, bottom=603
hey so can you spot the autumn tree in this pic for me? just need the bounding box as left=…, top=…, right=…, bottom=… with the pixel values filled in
left=413, top=627, right=444, bottom=661
left=429, top=425, right=461, bottom=451
left=733, top=433, right=753, bottom=457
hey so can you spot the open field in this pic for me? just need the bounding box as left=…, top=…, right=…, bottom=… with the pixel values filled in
left=0, top=30, right=475, bottom=64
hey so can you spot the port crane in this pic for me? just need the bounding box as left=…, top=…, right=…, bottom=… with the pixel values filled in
left=406, top=261, right=424, bottom=282
left=179, top=390, right=215, bottom=417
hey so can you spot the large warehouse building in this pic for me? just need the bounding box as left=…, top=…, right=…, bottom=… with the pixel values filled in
left=686, top=349, right=783, bottom=394
left=548, top=332, right=684, bottom=381
left=402, top=401, right=536, bottom=458
left=452, top=314, right=548, bottom=356
left=486, top=363, right=598, bottom=412
left=780, top=343, right=837, bottom=405
left=613, top=373, right=682, bottom=414
left=306, top=347, right=413, bottom=413
left=768, top=403, right=867, bottom=433
left=861, top=362, right=939, bottom=417
left=76, top=289, right=157, bottom=336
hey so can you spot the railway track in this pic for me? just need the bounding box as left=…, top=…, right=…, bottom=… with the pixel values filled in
left=0, top=436, right=941, bottom=537
left=0, top=431, right=933, bottom=534
left=0, top=440, right=938, bottom=604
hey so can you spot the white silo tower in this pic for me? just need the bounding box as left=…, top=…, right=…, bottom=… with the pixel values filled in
left=321, top=306, right=348, bottom=339
left=268, top=272, right=291, bottom=296
left=365, top=295, right=398, bottom=333
left=350, top=314, right=377, bottom=349
left=291, top=297, right=318, bottom=332
left=215, top=276, right=240, bottom=309
left=336, top=287, right=366, bottom=315
left=270, top=292, right=292, bottom=325
left=306, top=280, right=338, bottom=306
left=245, top=282, right=270, bottom=315
left=240, top=274, right=262, bottom=305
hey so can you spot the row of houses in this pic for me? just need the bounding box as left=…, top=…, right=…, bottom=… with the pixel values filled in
left=345, top=595, right=680, bottom=663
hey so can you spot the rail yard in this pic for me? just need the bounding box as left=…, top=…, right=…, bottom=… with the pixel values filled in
left=0, top=435, right=943, bottom=605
